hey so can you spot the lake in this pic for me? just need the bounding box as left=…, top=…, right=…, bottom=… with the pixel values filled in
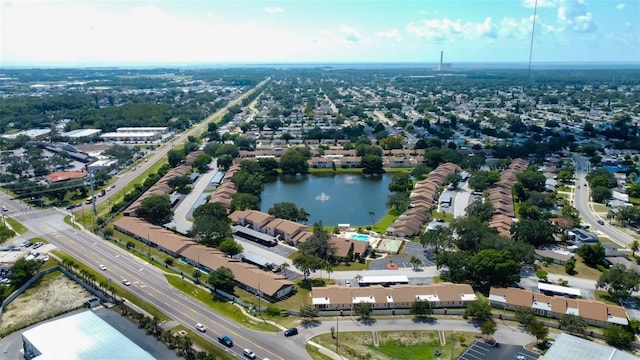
left=259, top=173, right=392, bottom=227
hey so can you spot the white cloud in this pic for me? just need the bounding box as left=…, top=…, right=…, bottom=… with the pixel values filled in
left=556, top=0, right=597, bottom=32
left=616, top=3, right=625, bottom=10
left=264, top=6, right=284, bottom=13
left=374, top=28, right=401, bottom=41
left=522, top=0, right=557, bottom=8
left=339, top=24, right=362, bottom=43
left=406, top=17, right=497, bottom=42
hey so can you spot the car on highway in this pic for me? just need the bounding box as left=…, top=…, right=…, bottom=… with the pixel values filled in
left=122, top=279, right=131, bottom=286
left=516, top=356, right=528, bottom=360
left=242, top=349, right=256, bottom=359
left=1, top=205, right=7, bottom=211
left=284, top=327, right=298, bottom=337
left=98, top=264, right=107, bottom=271
left=218, top=335, right=233, bottom=347
left=195, top=323, right=206, bottom=332
left=597, top=219, right=605, bottom=225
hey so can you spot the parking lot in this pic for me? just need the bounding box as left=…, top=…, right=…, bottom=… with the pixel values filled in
left=458, top=340, right=538, bottom=360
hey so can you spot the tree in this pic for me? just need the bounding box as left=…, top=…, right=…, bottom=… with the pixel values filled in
left=10, top=258, right=41, bottom=286
left=167, top=149, right=186, bottom=168
left=280, top=148, right=309, bottom=175
left=207, top=266, right=235, bottom=293
left=535, top=270, right=548, bottom=282
left=192, top=269, right=202, bottom=284
left=219, top=238, right=243, bottom=258
left=388, top=173, right=413, bottom=193
left=353, top=302, right=373, bottom=319
left=465, top=201, right=494, bottom=222
left=280, top=262, right=290, bottom=276
left=137, top=195, right=173, bottom=225
left=603, top=325, right=635, bottom=348
left=217, top=154, right=233, bottom=170
left=469, top=249, right=521, bottom=288
left=511, top=219, right=555, bottom=247
left=515, top=306, right=536, bottom=326
left=420, top=226, right=454, bottom=254
left=300, top=304, right=320, bottom=322
left=565, top=257, right=576, bottom=275
left=517, top=169, right=546, bottom=192
left=578, top=243, right=606, bottom=267
left=410, top=299, right=433, bottom=317
left=324, top=262, right=334, bottom=280
left=591, top=186, right=612, bottom=203
left=192, top=154, right=212, bottom=173
left=527, top=319, right=549, bottom=343
left=559, top=314, right=587, bottom=334
left=597, top=264, right=640, bottom=301
left=231, top=192, right=260, bottom=211
left=386, top=192, right=410, bottom=215
left=269, top=202, right=301, bottom=221
left=632, top=240, right=640, bottom=257
left=481, top=319, right=496, bottom=340
left=464, top=300, right=493, bottom=321
left=361, top=154, right=383, bottom=174
left=409, top=256, right=422, bottom=270
left=293, top=253, right=323, bottom=280
left=446, top=172, right=462, bottom=189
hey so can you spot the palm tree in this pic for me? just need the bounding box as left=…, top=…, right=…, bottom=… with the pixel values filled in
left=192, top=269, right=201, bottom=284
left=355, top=274, right=363, bottom=285
left=280, top=262, right=290, bottom=276
left=409, top=256, right=422, bottom=270
left=324, top=262, right=334, bottom=280
left=368, top=211, right=375, bottom=228
left=632, top=240, right=640, bottom=257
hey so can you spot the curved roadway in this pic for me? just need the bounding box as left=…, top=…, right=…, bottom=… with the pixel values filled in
left=573, top=154, right=637, bottom=248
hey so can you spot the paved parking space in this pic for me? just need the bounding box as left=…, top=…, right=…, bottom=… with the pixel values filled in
left=458, top=340, right=538, bottom=360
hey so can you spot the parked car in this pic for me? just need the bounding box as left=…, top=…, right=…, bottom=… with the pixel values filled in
left=21, top=241, right=32, bottom=247
left=33, top=242, right=43, bottom=249
left=243, top=349, right=256, bottom=359
left=218, top=335, right=233, bottom=347
left=284, top=327, right=298, bottom=337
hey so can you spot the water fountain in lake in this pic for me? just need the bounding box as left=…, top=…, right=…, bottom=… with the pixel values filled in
left=315, top=192, right=330, bottom=201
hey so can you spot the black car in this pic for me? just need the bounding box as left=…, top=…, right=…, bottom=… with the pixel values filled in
left=284, top=327, right=298, bottom=337
left=218, top=335, right=233, bottom=347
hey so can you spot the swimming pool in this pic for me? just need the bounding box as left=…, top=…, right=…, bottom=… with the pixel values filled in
left=351, top=234, right=370, bottom=242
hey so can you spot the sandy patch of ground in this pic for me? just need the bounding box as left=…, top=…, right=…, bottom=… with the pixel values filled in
left=0, top=272, right=93, bottom=333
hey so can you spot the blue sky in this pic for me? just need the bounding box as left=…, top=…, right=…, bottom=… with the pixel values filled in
left=1, top=0, right=638, bottom=66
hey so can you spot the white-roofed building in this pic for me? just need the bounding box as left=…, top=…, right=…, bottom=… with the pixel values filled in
left=62, top=129, right=102, bottom=139
left=541, top=333, right=639, bottom=360
left=21, top=311, right=154, bottom=360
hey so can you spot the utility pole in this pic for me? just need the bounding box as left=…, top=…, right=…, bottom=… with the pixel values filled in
left=336, top=313, right=339, bottom=355
left=89, top=170, right=96, bottom=217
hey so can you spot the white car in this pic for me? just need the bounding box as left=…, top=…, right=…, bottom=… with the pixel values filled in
left=98, top=264, right=107, bottom=271
left=122, top=279, right=131, bottom=286
left=242, top=349, right=256, bottom=359
left=195, top=323, right=206, bottom=332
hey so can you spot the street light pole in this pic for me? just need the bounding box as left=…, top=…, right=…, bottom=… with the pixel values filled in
left=336, top=313, right=339, bottom=354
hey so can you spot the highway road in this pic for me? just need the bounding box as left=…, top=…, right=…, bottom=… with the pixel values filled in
left=89, top=77, right=271, bottom=209
left=573, top=154, right=637, bottom=248
left=17, top=208, right=306, bottom=360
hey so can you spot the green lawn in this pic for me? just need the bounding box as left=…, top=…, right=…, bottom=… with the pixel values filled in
left=164, top=275, right=280, bottom=332
left=6, top=217, right=27, bottom=234
left=594, top=290, right=619, bottom=305
left=310, top=330, right=476, bottom=360
left=537, top=255, right=603, bottom=281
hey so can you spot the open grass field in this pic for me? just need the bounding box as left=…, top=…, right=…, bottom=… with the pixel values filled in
left=311, top=330, right=476, bottom=360
left=536, top=255, right=603, bottom=281
left=5, top=217, right=27, bottom=234
left=0, top=271, right=92, bottom=335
